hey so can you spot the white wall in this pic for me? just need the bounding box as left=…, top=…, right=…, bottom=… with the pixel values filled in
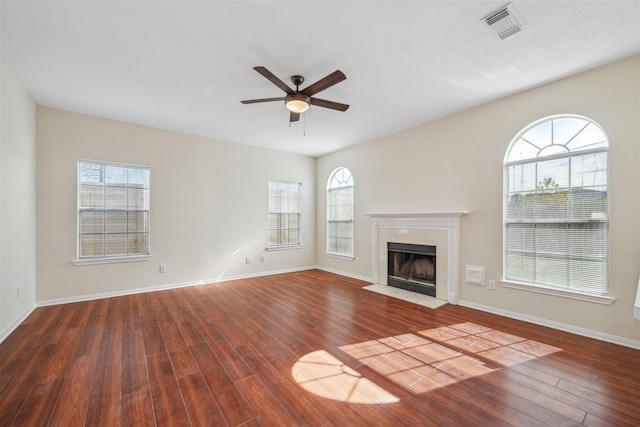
left=0, top=63, right=37, bottom=339
left=36, top=108, right=316, bottom=302
left=317, top=55, right=640, bottom=346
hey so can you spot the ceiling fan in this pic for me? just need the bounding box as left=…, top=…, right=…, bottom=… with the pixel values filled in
left=241, top=66, right=349, bottom=123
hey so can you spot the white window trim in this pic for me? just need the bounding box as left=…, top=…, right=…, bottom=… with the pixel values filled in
left=500, top=279, right=615, bottom=305
left=73, top=254, right=152, bottom=266
left=265, top=244, right=304, bottom=252
left=326, top=252, right=355, bottom=261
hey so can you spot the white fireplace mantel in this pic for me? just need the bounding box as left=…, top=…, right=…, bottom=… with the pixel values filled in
left=363, top=211, right=469, bottom=304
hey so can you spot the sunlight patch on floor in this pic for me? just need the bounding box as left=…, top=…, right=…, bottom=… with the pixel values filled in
left=291, top=350, right=400, bottom=404
left=292, top=322, right=562, bottom=403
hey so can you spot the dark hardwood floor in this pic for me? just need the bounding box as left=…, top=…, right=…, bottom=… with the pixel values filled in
left=1, top=269, right=639, bottom=426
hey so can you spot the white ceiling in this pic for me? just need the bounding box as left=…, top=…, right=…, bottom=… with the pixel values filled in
left=2, top=1, right=639, bottom=157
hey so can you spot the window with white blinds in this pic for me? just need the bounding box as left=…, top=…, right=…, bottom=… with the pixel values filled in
left=504, top=116, right=609, bottom=295
left=327, top=167, right=354, bottom=257
left=78, top=160, right=150, bottom=261
left=268, top=181, right=302, bottom=247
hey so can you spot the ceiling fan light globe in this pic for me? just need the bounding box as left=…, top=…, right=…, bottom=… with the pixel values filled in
left=286, top=100, right=309, bottom=113
left=285, top=93, right=310, bottom=113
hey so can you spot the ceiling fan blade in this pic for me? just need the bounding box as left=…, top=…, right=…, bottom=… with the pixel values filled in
left=310, top=98, right=350, bottom=112
left=241, top=97, right=285, bottom=104
left=289, top=111, right=300, bottom=122
left=301, top=70, right=346, bottom=97
left=254, top=66, right=293, bottom=94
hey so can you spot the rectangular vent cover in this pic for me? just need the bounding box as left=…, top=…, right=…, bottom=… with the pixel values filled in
left=483, top=3, right=523, bottom=39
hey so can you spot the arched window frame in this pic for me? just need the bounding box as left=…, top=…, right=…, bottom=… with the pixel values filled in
left=327, top=167, right=355, bottom=259
left=502, top=114, right=613, bottom=304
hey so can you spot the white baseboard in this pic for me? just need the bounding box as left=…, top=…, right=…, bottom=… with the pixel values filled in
left=458, top=299, right=640, bottom=351
left=314, top=265, right=372, bottom=283
left=36, top=265, right=316, bottom=307
left=0, top=304, right=37, bottom=345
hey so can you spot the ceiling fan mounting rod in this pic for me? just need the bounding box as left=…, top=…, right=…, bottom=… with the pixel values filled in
left=291, top=75, right=304, bottom=90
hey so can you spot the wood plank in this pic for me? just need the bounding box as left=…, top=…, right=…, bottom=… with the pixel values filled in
left=236, top=343, right=329, bottom=426
left=49, top=353, right=98, bottom=427
left=178, top=372, right=227, bottom=426
left=147, top=351, right=191, bottom=426
left=140, top=314, right=165, bottom=356
left=0, top=332, right=41, bottom=393
left=189, top=341, right=254, bottom=426
left=121, top=327, right=149, bottom=397
left=35, top=326, right=84, bottom=386
left=234, top=374, right=299, bottom=426
left=85, top=364, right=122, bottom=427
left=0, top=342, right=56, bottom=424
left=121, top=389, right=155, bottom=427
left=11, top=379, right=64, bottom=426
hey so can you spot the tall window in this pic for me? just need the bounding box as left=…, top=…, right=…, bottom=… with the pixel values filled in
left=77, top=160, right=150, bottom=261
left=327, top=167, right=354, bottom=257
left=504, top=115, right=608, bottom=295
left=268, top=181, right=302, bottom=247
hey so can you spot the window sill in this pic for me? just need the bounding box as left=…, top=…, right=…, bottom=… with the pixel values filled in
left=326, top=252, right=355, bottom=261
left=73, top=255, right=152, bottom=266
left=500, top=279, right=615, bottom=305
left=265, top=244, right=303, bottom=252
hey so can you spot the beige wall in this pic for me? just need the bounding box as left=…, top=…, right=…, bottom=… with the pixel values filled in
left=0, top=63, right=37, bottom=337
left=317, top=55, right=640, bottom=345
left=36, top=109, right=316, bottom=302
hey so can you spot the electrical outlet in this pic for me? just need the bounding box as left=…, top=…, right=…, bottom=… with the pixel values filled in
left=246, top=257, right=251, bottom=264
left=261, top=255, right=265, bottom=262
left=159, top=265, right=167, bottom=273
left=355, top=257, right=360, bottom=265
left=488, top=280, right=496, bottom=290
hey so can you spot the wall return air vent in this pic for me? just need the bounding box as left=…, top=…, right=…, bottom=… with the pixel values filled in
left=483, top=3, right=524, bottom=40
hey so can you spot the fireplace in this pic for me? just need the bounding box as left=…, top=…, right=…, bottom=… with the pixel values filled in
left=365, top=211, right=468, bottom=304
left=387, top=242, right=436, bottom=297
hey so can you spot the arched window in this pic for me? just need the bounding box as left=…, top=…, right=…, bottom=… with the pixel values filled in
left=327, top=167, right=354, bottom=257
left=504, top=115, right=609, bottom=296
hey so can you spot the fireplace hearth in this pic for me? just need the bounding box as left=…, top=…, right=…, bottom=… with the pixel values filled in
left=387, top=242, right=436, bottom=297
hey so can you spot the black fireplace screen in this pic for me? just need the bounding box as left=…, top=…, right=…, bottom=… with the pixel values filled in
left=387, top=242, right=436, bottom=296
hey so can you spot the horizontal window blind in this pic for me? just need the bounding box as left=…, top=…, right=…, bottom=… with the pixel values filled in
left=268, top=181, right=301, bottom=246
left=327, top=168, right=354, bottom=256
left=327, top=187, right=354, bottom=254
left=78, top=160, right=150, bottom=259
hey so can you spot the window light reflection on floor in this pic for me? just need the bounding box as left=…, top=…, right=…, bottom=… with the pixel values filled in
left=290, top=349, right=400, bottom=404
left=291, top=322, right=561, bottom=403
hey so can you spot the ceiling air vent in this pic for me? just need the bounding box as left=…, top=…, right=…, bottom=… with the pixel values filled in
left=483, top=3, right=524, bottom=40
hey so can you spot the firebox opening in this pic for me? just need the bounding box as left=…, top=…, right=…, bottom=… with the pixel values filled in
left=387, top=243, right=436, bottom=297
